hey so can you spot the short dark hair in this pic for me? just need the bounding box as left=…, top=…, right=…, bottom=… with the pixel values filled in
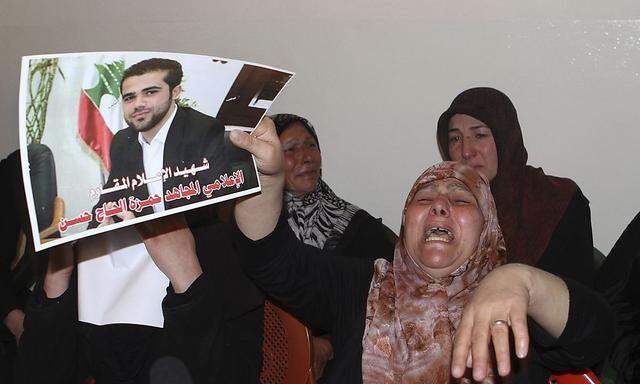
left=120, top=58, right=183, bottom=93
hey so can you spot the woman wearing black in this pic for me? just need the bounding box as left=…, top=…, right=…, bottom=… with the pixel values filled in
left=230, top=118, right=613, bottom=384
left=435, top=87, right=596, bottom=286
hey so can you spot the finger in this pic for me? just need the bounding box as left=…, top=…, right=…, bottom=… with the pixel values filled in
left=229, top=129, right=252, bottom=150
left=452, top=309, right=474, bottom=378
left=509, top=312, right=529, bottom=359
left=482, top=366, right=496, bottom=384
left=116, top=210, right=135, bottom=221
left=251, top=116, right=276, bottom=139
left=490, top=321, right=511, bottom=376
left=98, top=216, right=114, bottom=227
left=471, top=311, right=492, bottom=381
left=229, top=118, right=277, bottom=154
left=230, top=129, right=282, bottom=175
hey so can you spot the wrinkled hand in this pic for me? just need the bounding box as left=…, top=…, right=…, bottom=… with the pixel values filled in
left=229, top=117, right=283, bottom=182
left=136, top=214, right=201, bottom=293
left=452, top=264, right=532, bottom=382
left=231, top=117, right=285, bottom=240
left=44, top=243, right=75, bottom=298
left=3, top=309, right=25, bottom=344
left=311, top=335, right=334, bottom=379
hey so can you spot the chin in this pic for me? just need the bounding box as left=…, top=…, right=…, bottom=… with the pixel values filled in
left=418, top=251, right=459, bottom=273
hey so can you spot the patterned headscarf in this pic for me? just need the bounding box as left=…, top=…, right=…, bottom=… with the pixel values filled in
left=272, top=113, right=361, bottom=250
left=362, top=162, right=506, bottom=383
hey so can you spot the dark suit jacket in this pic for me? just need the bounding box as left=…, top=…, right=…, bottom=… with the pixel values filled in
left=88, top=106, right=257, bottom=228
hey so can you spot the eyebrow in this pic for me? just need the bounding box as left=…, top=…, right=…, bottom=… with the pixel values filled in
left=415, top=180, right=472, bottom=195
left=447, top=125, right=488, bottom=132
left=122, top=86, right=162, bottom=99
left=447, top=181, right=471, bottom=193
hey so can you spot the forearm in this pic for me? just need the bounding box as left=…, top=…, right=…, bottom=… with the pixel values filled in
left=525, top=265, right=570, bottom=339
left=235, top=219, right=338, bottom=331
left=234, top=175, right=283, bottom=240
left=44, top=244, right=75, bottom=298
left=15, top=283, right=79, bottom=383
left=137, top=216, right=202, bottom=294
left=161, top=273, right=224, bottom=381
left=3, top=308, right=24, bottom=341
left=229, top=118, right=285, bottom=241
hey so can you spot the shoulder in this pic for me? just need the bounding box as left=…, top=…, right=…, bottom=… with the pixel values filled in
left=344, top=209, right=382, bottom=231
left=111, top=127, right=137, bottom=150
left=341, top=210, right=397, bottom=257
left=560, top=185, right=590, bottom=220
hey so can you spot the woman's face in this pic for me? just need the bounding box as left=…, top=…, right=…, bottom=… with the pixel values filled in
left=280, top=122, right=322, bottom=196
left=403, top=178, right=484, bottom=278
left=447, top=114, right=499, bottom=181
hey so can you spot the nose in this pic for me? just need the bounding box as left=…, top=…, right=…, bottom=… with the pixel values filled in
left=132, top=95, right=147, bottom=109
left=461, top=138, right=476, bottom=161
left=430, top=196, right=450, bottom=217
left=299, top=146, right=315, bottom=163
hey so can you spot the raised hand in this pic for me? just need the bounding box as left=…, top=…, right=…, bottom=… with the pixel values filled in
left=230, top=117, right=285, bottom=240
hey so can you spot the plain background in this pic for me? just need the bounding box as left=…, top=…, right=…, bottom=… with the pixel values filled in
left=1, top=0, right=639, bottom=255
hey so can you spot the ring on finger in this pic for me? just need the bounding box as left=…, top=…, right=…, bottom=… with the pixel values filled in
left=492, top=319, right=510, bottom=327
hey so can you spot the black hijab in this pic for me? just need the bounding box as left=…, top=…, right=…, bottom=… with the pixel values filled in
left=436, top=87, right=577, bottom=265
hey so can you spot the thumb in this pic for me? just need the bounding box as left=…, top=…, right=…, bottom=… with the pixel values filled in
left=229, top=129, right=252, bottom=150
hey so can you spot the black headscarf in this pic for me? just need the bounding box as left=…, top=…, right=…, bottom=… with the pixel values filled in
left=436, top=87, right=577, bottom=265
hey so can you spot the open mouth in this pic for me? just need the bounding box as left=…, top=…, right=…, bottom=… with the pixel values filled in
left=424, top=226, right=454, bottom=243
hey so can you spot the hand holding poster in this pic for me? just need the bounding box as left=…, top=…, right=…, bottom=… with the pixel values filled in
left=19, top=52, right=294, bottom=251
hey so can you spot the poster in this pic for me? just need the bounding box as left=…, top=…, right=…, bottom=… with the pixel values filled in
left=19, top=52, right=294, bottom=251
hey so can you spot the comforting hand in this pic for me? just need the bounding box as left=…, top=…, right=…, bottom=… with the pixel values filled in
left=311, top=335, right=334, bottom=379
left=451, top=264, right=532, bottom=381
left=136, top=214, right=201, bottom=293
left=44, top=243, right=75, bottom=298
left=3, top=308, right=25, bottom=344
left=451, top=263, right=569, bottom=382
left=231, top=117, right=285, bottom=240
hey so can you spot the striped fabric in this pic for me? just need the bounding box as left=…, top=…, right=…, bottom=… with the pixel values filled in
left=284, top=179, right=360, bottom=250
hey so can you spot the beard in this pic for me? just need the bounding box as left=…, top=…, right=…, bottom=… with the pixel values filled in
left=125, top=97, right=173, bottom=133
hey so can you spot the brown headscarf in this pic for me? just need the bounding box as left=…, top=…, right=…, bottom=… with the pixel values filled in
left=362, top=162, right=506, bottom=383
left=436, top=87, right=577, bottom=266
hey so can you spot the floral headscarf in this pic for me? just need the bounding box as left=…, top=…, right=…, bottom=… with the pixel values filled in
left=362, top=161, right=506, bottom=383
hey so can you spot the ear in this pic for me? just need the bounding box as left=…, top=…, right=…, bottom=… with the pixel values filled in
left=171, top=84, right=182, bottom=100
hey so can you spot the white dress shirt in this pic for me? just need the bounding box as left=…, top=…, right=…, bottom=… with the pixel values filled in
left=137, top=105, right=177, bottom=213
left=77, top=105, right=178, bottom=328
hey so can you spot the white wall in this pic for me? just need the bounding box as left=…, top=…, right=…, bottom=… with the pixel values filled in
left=2, top=0, right=639, bottom=254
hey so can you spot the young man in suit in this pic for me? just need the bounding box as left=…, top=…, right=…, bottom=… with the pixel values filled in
left=16, top=58, right=263, bottom=384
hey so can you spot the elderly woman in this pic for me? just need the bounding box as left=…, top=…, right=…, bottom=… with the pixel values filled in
left=436, top=87, right=595, bottom=286
left=271, top=114, right=396, bottom=378
left=271, top=113, right=396, bottom=258
left=230, top=119, right=613, bottom=383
